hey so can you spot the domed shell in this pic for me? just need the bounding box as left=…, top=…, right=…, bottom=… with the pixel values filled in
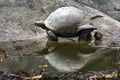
left=44, top=7, right=85, bottom=35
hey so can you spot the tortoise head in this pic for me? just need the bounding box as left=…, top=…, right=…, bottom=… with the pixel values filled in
left=34, top=21, right=48, bottom=30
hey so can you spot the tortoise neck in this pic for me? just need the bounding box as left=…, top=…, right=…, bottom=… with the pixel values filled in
left=41, top=25, right=49, bottom=30
left=35, top=21, right=48, bottom=30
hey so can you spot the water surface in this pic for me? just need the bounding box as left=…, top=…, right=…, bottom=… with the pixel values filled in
left=0, top=40, right=119, bottom=74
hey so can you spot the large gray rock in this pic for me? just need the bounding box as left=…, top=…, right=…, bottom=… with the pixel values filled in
left=74, top=0, right=120, bottom=21
left=0, top=0, right=120, bottom=46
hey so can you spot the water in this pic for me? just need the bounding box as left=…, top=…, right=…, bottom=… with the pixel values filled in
left=0, top=40, right=119, bottom=74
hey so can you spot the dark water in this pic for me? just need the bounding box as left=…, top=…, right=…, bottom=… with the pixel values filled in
left=0, top=40, right=119, bottom=74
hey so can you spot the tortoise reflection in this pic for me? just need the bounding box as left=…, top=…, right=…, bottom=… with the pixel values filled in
left=39, top=41, right=102, bottom=72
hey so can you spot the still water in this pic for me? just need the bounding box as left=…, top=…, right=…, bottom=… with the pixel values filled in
left=0, top=40, right=119, bottom=74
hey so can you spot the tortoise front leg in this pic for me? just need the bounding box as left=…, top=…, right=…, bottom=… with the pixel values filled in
left=47, top=30, right=58, bottom=41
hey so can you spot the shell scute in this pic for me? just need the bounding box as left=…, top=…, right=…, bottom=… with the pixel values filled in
left=44, top=7, right=85, bottom=35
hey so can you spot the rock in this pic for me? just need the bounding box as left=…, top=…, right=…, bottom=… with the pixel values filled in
left=0, top=0, right=120, bottom=47
left=74, top=0, right=120, bottom=21
left=110, top=41, right=120, bottom=47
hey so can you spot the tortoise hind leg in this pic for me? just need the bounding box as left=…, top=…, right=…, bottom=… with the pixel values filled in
left=47, top=30, right=58, bottom=41
left=78, top=29, right=92, bottom=41
left=94, top=31, right=102, bottom=41
left=78, top=33, right=92, bottom=41
left=86, top=33, right=92, bottom=41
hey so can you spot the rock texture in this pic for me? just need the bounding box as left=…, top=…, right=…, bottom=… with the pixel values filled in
left=74, top=0, right=120, bottom=21
left=0, top=0, right=120, bottom=46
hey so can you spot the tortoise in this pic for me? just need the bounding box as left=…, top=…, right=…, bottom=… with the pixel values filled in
left=35, top=6, right=102, bottom=41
